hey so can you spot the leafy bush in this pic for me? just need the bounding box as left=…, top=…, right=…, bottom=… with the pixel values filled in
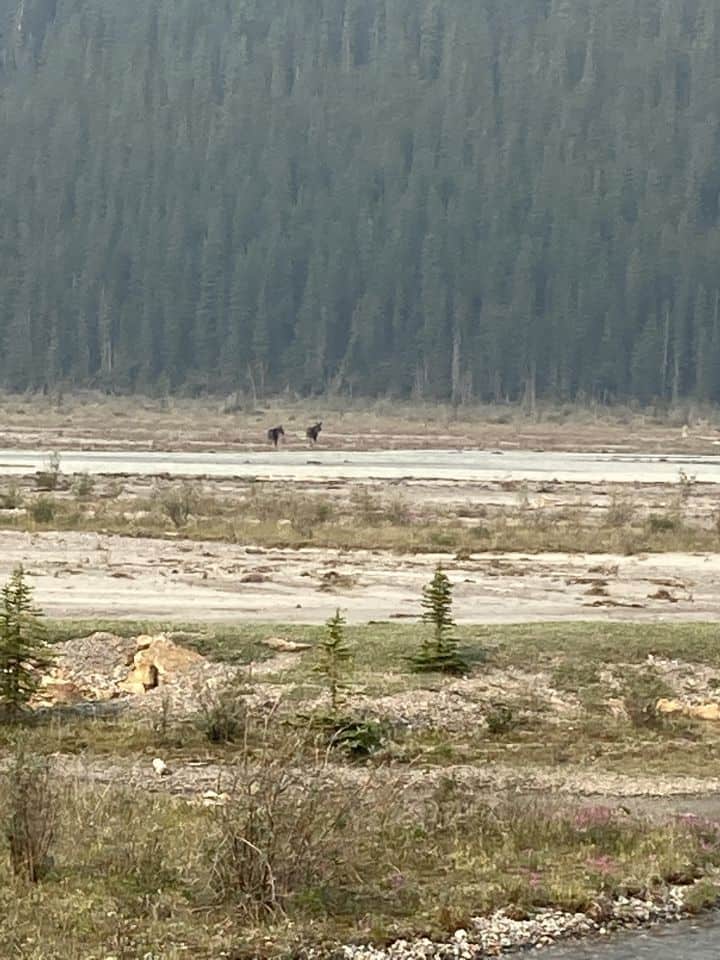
left=485, top=702, right=517, bottom=735
left=622, top=671, right=673, bottom=730
left=311, top=714, right=386, bottom=759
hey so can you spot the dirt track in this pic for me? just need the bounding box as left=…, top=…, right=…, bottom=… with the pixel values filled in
left=6, top=530, right=720, bottom=623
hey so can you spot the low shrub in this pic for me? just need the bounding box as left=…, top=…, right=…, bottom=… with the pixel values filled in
left=195, top=676, right=251, bottom=743
left=29, top=496, right=56, bottom=523
left=485, top=701, right=517, bottom=735
left=0, top=483, right=23, bottom=509
left=159, top=483, right=198, bottom=528
left=3, top=745, right=57, bottom=882
left=645, top=512, right=680, bottom=533
left=35, top=452, right=62, bottom=492
left=72, top=473, right=95, bottom=499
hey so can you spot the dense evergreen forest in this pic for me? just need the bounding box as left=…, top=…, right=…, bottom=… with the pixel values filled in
left=1, top=0, right=720, bottom=404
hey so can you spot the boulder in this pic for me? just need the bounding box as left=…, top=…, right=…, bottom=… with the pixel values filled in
left=262, top=636, right=312, bottom=653
left=118, top=634, right=205, bottom=694
left=690, top=702, right=720, bottom=722
left=656, top=698, right=720, bottom=721
left=152, top=758, right=170, bottom=777
left=656, top=698, right=685, bottom=716
left=35, top=678, right=85, bottom=706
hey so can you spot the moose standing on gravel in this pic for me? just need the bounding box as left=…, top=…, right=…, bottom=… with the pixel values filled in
left=306, top=421, right=322, bottom=446
left=267, top=425, right=285, bottom=448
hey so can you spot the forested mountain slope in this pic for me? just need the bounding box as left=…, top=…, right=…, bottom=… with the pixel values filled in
left=1, top=0, right=720, bottom=403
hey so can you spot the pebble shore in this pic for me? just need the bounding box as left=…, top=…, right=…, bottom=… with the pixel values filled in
left=316, top=885, right=694, bottom=959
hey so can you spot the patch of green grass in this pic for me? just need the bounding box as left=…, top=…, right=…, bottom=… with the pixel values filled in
left=11, top=618, right=720, bottom=779
left=43, top=615, right=720, bottom=683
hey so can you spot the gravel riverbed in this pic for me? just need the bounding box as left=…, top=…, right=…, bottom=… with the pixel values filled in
left=314, top=885, right=704, bottom=959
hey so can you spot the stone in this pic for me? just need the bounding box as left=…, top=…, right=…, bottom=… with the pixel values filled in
left=118, top=634, right=204, bottom=694
left=152, top=758, right=170, bottom=777
left=201, top=789, right=230, bottom=807
left=656, top=697, right=720, bottom=721
left=262, top=636, right=312, bottom=653
left=689, top=702, right=720, bottom=721
left=35, top=679, right=85, bottom=706
left=656, top=698, right=685, bottom=716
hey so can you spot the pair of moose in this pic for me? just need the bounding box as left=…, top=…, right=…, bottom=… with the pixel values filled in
left=267, top=422, right=322, bottom=448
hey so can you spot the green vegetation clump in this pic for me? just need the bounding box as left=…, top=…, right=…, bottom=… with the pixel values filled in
left=29, top=496, right=56, bottom=524
left=195, top=676, right=250, bottom=744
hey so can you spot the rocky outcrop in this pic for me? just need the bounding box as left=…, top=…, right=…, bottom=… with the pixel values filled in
left=34, top=631, right=223, bottom=707
left=118, top=635, right=204, bottom=694
left=657, top=698, right=720, bottom=721
left=261, top=636, right=312, bottom=653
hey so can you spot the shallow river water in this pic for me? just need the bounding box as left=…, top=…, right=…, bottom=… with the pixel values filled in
left=545, top=917, right=720, bottom=958
left=0, top=448, right=718, bottom=484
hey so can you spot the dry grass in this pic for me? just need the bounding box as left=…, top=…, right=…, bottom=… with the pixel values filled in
left=2, top=726, right=720, bottom=958
left=0, top=473, right=718, bottom=555
left=0, top=390, right=718, bottom=455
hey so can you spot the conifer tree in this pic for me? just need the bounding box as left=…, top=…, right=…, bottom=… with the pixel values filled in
left=0, top=567, right=54, bottom=720
left=413, top=565, right=468, bottom=676
left=315, top=608, right=352, bottom=715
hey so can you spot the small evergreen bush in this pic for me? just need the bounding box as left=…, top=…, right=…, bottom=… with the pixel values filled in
left=412, top=565, right=468, bottom=675
left=315, top=608, right=352, bottom=715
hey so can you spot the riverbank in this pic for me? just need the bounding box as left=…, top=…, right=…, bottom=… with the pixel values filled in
left=4, top=619, right=720, bottom=957
left=326, top=885, right=709, bottom=959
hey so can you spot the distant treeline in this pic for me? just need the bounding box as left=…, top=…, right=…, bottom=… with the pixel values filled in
left=1, top=0, right=720, bottom=405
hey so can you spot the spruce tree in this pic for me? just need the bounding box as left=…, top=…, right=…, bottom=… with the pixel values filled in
left=413, top=565, right=468, bottom=676
left=0, top=567, right=54, bottom=720
left=315, top=608, right=352, bottom=715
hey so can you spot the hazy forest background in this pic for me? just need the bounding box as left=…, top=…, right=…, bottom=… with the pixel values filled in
left=1, top=0, right=720, bottom=407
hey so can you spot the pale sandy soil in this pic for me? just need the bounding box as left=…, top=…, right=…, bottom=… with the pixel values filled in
left=5, top=530, right=720, bottom=623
